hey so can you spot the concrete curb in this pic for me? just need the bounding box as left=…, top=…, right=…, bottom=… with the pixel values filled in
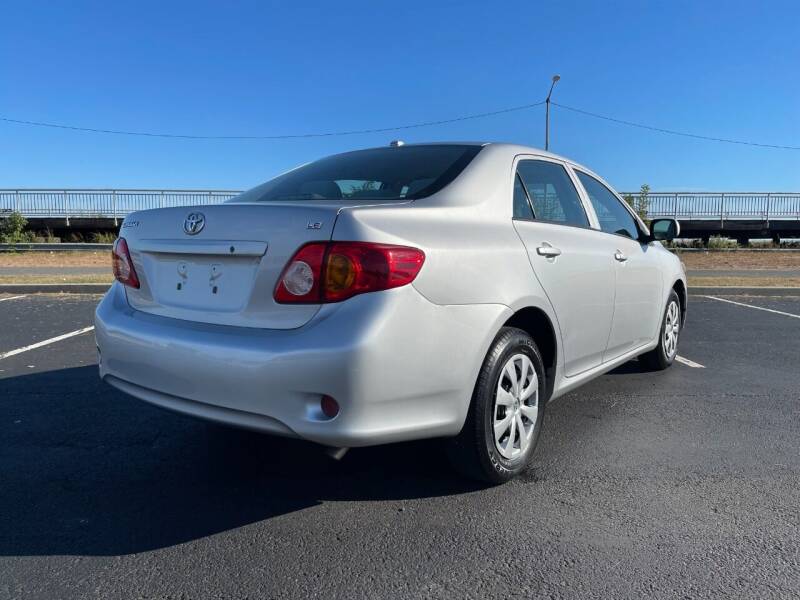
left=689, top=286, right=800, bottom=296
left=0, top=283, right=110, bottom=294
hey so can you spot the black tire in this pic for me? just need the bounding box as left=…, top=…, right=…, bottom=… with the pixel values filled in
left=639, top=289, right=681, bottom=371
left=447, top=327, right=547, bottom=484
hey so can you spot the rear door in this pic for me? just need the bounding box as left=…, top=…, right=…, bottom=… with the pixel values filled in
left=573, top=170, right=663, bottom=359
left=512, top=157, right=616, bottom=377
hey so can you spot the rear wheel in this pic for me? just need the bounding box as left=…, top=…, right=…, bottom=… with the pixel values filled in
left=447, top=327, right=546, bottom=484
left=639, top=289, right=681, bottom=371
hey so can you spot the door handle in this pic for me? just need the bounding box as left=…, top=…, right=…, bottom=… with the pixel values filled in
left=614, top=250, right=628, bottom=262
left=536, top=244, right=562, bottom=258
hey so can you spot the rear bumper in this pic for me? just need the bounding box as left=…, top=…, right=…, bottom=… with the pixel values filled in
left=95, top=282, right=510, bottom=447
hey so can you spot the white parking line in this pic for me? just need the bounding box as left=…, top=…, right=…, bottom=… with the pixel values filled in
left=0, top=326, right=95, bottom=360
left=0, top=295, right=26, bottom=303
left=675, top=355, right=705, bottom=368
left=702, top=295, right=800, bottom=320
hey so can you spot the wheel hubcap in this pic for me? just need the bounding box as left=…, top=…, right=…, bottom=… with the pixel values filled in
left=493, top=353, right=538, bottom=460
left=663, top=300, right=680, bottom=358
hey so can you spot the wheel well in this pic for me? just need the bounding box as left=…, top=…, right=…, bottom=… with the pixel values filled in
left=673, top=279, right=687, bottom=323
left=504, top=307, right=557, bottom=399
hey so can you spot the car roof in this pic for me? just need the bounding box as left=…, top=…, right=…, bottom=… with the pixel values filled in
left=370, top=141, right=598, bottom=177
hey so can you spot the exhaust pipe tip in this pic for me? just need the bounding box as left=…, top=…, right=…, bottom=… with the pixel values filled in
left=323, top=446, right=349, bottom=461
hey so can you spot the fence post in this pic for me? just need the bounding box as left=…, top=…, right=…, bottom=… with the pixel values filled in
left=719, top=193, right=725, bottom=229
left=64, top=190, right=70, bottom=227
left=14, top=190, right=19, bottom=213
left=673, top=193, right=678, bottom=218
left=765, top=193, right=771, bottom=226
left=160, top=190, right=164, bottom=208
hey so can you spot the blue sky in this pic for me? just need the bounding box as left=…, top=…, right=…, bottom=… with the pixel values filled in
left=1, top=0, right=799, bottom=192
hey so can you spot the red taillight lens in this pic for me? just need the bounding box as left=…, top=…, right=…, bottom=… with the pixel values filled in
left=323, top=242, right=425, bottom=302
left=112, top=237, right=140, bottom=289
left=274, top=242, right=425, bottom=304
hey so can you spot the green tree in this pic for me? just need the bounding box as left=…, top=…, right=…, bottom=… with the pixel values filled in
left=0, top=211, right=35, bottom=243
left=624, top=184, right=650, bottom=222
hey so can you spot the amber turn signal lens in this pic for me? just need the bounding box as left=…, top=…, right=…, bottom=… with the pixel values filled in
left=325, top=252, right=356, bottom=293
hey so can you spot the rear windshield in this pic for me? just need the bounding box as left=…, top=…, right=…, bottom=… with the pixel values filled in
left=230, top=145, right=483, bottom=203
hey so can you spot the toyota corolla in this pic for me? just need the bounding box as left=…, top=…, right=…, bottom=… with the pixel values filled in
left=95, top=142, right=686, bottom=483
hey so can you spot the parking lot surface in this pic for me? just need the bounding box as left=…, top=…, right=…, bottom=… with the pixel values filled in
left=1, top=292, right=799, bottom=599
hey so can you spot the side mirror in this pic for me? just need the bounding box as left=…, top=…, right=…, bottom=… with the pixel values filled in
left=649, top=218, right=680, bottom=242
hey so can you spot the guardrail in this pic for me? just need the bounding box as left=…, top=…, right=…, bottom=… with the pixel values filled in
left=1, top=189, right=800, bottom=222
left=625, top=192, right=800, bottom=220
left=0, top=189, right=239, bottom=221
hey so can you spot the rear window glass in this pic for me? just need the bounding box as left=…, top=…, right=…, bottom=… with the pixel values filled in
left=516, top=160, right=589, bottom=228
left=229, top=145, right=483, bottom=203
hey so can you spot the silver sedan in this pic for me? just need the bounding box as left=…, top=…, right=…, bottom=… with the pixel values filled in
left=95, top=142, right=686, bottom=483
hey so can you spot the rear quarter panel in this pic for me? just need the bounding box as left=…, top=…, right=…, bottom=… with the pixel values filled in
left=331, top=159, right=563, bottom=397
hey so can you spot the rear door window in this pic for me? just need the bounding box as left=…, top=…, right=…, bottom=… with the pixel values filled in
left=575, top=171, right=640, bottom=239
left=516, top=160, right=589, bottom=228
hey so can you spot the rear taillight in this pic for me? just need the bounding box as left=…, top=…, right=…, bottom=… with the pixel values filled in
left=112, top=237, right=140, bottom=289
left=274, top=242, right=425, bottom=304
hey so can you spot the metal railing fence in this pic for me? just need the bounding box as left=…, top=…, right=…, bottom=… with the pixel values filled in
left=1, top=189, right=800, bottom=221
left=0, top=189, right=240, bottom=220
left=625, top=192, right=800, bottom=220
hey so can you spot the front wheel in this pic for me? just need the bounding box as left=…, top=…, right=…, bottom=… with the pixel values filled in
left=639, top=289, right=682, bottom=371
left=447, top=327, right=547, bottom=484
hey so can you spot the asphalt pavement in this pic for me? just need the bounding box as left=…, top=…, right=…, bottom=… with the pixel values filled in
left=1, top=292, right=799, bottom=599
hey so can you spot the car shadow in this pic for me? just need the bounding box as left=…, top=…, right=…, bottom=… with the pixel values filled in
left=0, top=366, right=485, bottom=557
left=604, top=359, right=649, bottom=375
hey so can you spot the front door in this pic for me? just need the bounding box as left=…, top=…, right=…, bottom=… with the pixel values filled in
left=573, top=170, right=663, bottom=359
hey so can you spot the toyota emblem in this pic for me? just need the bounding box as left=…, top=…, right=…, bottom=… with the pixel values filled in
left=183, top=212, right=205, bottom=235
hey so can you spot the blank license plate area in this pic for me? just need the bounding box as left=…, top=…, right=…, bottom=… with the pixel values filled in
left=145, top=253, right=261, bottom=312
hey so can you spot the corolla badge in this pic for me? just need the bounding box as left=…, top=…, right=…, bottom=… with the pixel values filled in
left=183, top=212, right=205, bottom=235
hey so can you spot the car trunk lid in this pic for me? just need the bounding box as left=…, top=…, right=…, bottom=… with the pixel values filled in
left=121, top=202, right=344, bottom=329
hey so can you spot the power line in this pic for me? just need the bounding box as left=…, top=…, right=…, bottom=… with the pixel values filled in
left=2, top=99, right=797, bottom=151
left=552, top=101, right=800, bottom=151
left=0, top=101, right=545, bottom=140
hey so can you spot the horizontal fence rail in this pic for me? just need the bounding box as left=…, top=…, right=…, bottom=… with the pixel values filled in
left=1, top=189, right=800, bottom=221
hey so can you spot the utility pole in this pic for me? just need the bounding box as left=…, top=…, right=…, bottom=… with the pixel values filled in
left=545, top=74, right=560, bottom=151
